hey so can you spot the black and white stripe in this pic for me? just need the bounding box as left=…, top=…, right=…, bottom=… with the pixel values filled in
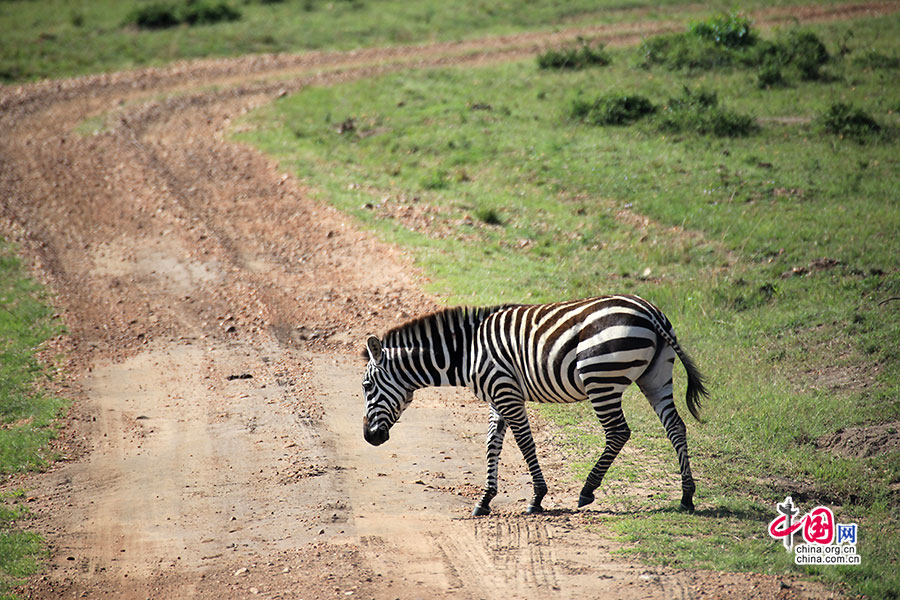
left=362, top=295, right=708, bottom=515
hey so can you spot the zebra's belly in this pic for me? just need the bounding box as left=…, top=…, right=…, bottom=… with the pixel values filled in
left=519, top=376, right=588, bottom=404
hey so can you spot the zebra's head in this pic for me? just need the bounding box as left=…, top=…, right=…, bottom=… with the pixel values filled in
left=362, top=336, right=413, bottom=446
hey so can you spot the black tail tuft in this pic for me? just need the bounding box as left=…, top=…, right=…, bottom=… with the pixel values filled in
left=680, top=350, right=709, bottom=422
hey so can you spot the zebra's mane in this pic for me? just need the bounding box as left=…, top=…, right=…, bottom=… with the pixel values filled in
left=381, top=304, right=518, bottom=349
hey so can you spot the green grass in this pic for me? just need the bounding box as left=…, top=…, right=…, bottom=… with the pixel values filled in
left=236, top=11, right=900, bottom=597
left=0, top=242, right=67, bottom=596
left=0, top=0, right=863, bottom=84
left=537, top=40, right=611, bottom=71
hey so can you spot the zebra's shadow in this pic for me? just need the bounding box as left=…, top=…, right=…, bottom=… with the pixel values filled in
left=637, top=504, right=772, bottom=523
left=532, top=503, right=771, bottom=522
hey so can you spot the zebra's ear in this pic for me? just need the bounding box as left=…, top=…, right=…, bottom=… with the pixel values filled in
left=366, top=336, right=384, bottom=363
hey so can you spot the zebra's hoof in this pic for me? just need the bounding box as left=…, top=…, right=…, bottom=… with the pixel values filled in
left=678, top=501, right=695, bottom=513
left=472, top=504, right=491, bottom=516
left=526, top=503, right=544, bottom=515
left=577, top=493, right=595, bottom=508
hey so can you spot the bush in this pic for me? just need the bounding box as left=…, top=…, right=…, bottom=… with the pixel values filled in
left=640, top=18, right=831, bottom=85
left=570, top=94, right=656, bottom=125
left=656, top=87, right=757, bottom=137
left=125, top=0, right=241, bottom=29
left=475, top=207, right=504, bottom=226
left=689, top=12, right=757, bottom=49
left=785, top=30, right=829, bottom=80
left=640, top=33, right=737, bottom=72
left=757, top=62, right=786, bottom=88
left=180, top=0, right=241, bottom=25
left=820, top=102, right=881, bottom=138
left=538, top=41, right=610, bottom=70
left=127, top=2, right=180, bottom=29
left=852, top=50, right=900, bottom=70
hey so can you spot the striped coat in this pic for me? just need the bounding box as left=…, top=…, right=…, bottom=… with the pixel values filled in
left=363, top=295, right=707, bottom=515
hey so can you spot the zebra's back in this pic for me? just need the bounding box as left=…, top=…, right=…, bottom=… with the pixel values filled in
left=474, top=295, right=673, bottom=404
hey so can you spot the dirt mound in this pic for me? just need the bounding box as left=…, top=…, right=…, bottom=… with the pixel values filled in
left=817, top=422, right=900, bottom=458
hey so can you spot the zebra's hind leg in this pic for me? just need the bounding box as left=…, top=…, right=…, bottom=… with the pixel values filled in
left=637, top=349, right=696, bottom=512
left=473, top=404, right=507, bottom=516
left=578, top=393, right=630, bottom=508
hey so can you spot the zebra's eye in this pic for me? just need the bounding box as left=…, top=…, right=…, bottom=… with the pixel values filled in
left=363, top=380, right=374, bottom=392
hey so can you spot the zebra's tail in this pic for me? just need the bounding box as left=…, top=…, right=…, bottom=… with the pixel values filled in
left=677, top=348, right=708, bottom=422
left=631, top=296, right=709, bottom=421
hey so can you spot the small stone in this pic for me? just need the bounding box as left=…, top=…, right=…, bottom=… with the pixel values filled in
left=233, top=567, right=249, bottom=577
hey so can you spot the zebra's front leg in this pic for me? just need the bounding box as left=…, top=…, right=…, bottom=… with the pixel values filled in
left=578, top=395, right=630, bottom=508
left=473, top=404, right=507, bottom=516
left=505, top=411, right=548, bottom=514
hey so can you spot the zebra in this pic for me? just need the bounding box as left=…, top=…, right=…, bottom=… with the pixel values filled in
left=361, top=295, right=708, bottom=516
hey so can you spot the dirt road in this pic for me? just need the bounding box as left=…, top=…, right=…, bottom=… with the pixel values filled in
left=3, top=4, right=892, bottom=598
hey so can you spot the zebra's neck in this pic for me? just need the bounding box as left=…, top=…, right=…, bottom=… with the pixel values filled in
left=382, top=305, right=514, bottom=389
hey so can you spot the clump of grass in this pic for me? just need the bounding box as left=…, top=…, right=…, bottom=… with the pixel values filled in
left=421, top=169, right=449, bottom=190
left=852, top=50, right=900, bottom=70
left=748, top=29, right=830, bottom=84
left=570, top=93, right=656, bottom=125
left=639, top=33, right=737, bottom=72
left=756, top=62, right=787, bottom=88
left=641, top=15, right=830, bottom=84
left=0, top=242, right=69, bottom=593
left=474, top=207, right=504, bottom=226
left=641, top=12, right=757, bottom=72
left=656, top=87, right=757, bottom=137
left=537, top=40, right=610, bottom=70
left=181, top=0, right=241, bottom=25
left=781, top=30, right=830, bottom=80
left=688, top=12, right=757, bottom=49
left=125, top=0, right=241, bottom=29
left=126, top=2, right=180, bottom=29
left=819, top=102, right=881, bottom=139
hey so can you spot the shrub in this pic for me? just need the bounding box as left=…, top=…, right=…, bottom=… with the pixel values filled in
left=180, top=0, right=241, bottom=25
left=640, top=18, right=831, bottom=85
left=689, top=12, right=757, bottom=49
left=757, top=62, right=786, bottom=88
left=820, top=102, right=881, bottom=138
left=785, top=30, right=829, bottom=80
left=571, top=94, right=656, bottom=126
left=538, top=41, right=610, bottom=70
left=127, top=2, right=180, bottom=29
left=852, top=50, right=900, bottom=70
left=639, top=33, right=737, bottom=72
left=656, top=87, right=757, bottom=137
left=475, top=207, right=504, bottom=226
left=125, top=0, right=241, bottom=29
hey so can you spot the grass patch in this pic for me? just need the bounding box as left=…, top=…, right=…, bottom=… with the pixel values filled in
left=852, top=49, right=900, bottom=70
left=570, top=87, right=755, bottom=136
left=537, top=40, right=611, bottom=71
left=641, top=13, right=831, bottom=83
left=656, top=87, right=757, bottom=137
left=125, top=1, right=242, bottom=30
left=819, top=102, right=883, bottom=139
left=0, top=0, right=753, bottom=84
left=0, top=241, right=68, bottom=596
left=688, top=11, right=758, bottom=49
left=570, top=93, right=656, bottom=125
left=236, top=12, right=900, bottom=598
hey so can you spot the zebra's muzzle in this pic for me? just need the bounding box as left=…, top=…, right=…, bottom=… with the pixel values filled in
left=364, top=422, right=390, bottom=446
